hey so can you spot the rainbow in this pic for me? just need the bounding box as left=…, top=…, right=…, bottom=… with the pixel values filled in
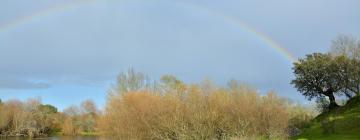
left=0, top=0, right=297, bottom=63
left=179, top=3, right=297, bottom=63
left=0, top=0, right=93, bottom=33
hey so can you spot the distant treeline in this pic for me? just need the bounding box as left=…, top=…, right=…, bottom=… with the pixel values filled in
left=0, top=98, right=98, bottom=137
left=0, top=71, right=314, bottom=139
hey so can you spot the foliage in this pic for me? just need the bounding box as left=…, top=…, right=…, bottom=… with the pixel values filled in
left=330, top=35, right=360, bottom=97
left=39, top=104, right=58, bottom=114
left=0, top=99, right=99, bottom=137
left=286, top=102, right=316, bottom=137
left=0, top=99, right=60, bottom=137
left=61, top=100, right=99, bottom=136
left=315, top=97, right=330, bottom=113
left=291, top=53, right=357, bottom=110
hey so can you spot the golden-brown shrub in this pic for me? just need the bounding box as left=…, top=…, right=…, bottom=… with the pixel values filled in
left=61, top=100, right=99, bottom=135
left=0, top=99, right=60, bottom=137
left=100, top=82, right=291, bottom=140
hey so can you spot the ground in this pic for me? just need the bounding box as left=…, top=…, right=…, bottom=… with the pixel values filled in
left=293, top=96, right=360, bottom=140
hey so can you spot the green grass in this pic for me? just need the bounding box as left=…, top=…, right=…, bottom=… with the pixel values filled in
left=293, top=96, right=360, bottom=140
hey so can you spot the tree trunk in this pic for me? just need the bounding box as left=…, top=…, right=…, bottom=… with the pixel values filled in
left=323, top=88, right=339, bottom=110
left=327, top=93, right=339, bottom=110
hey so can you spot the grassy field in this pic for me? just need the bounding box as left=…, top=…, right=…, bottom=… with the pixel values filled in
left=293, top=96, right=360, bottom=140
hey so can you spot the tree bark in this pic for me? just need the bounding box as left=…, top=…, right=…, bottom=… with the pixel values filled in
left=324, top=89, right=339, bottom=110
left=327, top=93, right=339, bottom=110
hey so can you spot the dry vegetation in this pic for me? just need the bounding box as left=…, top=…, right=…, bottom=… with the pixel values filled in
left=98, top=70, right=314, bottom=140
left=0, top=70, right=314, bottom=139
left=0, top=99, right=98, bottom=137
left=0, top=98, right=60, bottom=137
left=61, top=100, right=99, bottom=136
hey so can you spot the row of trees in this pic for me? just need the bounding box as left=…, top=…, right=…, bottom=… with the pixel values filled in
left=0, top=70, right=314, bottom=139
left=0, top=98, right=98, bottom=137
left=292, top=35, right=360, bottom=110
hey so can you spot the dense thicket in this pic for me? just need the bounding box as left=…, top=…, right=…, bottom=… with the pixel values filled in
left=61, top=100, right=99, bottom=136
left=0, top=99, right=59, bottom=137
left=99, top=71, right=313, bottom=140
left=0, top=99, right=98, bottom=137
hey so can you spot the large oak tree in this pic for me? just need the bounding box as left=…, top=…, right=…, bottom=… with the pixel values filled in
left=291, top=53, right=348, bottom=109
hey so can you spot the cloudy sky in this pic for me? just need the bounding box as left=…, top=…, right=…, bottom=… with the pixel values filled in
left=1, top=0, right=359, bottom=110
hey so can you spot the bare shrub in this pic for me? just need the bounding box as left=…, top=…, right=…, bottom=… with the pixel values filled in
left=100, top=77, right=293, bottom=140
left=61, top=100, right=99, bottom=135
left=0, top=99, right=60, bottom=137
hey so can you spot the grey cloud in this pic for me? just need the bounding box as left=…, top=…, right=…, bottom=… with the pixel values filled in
left=0, top=0, right=359, bottom=97
left=0, top=78, right=50, bottom=90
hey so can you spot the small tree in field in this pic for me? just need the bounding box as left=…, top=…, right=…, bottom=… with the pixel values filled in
left=291, top=53, right=344, bottom=110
